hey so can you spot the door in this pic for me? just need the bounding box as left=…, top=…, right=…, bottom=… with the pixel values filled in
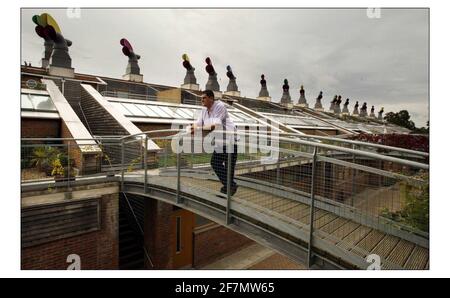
left=172, top=208, right=194, bottom=268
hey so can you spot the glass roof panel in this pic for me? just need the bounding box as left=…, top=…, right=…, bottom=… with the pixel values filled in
left=21, top=94, right=33, bottom=110
left=29, top=94, right=56, bottom=111
left=138, top=104, right=160, bottom=118
left=232, top=112, right=249, bottom=122
left=159, top=106, right=177, bottom=118
left=178, top=108, right=195, bottom=119
left=149, top=105, right=172, bottom=118
left=228, top=113, right=242, bottom=123
left=172, top=108, right=192, bottom=119
left=111, top=102, right=133, bottom=116
left=167, top=107, right=187, bottom=119
left=121, top=103, right=146, bottom=116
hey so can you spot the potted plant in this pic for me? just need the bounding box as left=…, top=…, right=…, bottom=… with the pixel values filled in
left=103, top=153, right=116, bottom=177
left=30, top=146, right=59, bottom=176
left=52, top=153, right=76, bottom=182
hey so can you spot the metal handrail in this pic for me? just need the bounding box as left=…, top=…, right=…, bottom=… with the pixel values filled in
left=277, top=132, right=429, bottom=157
left=22, top=129, right=428, bottom=158
left=23, top=129, right=428, bottom=169
left=121, top=129, right=429, bottom=170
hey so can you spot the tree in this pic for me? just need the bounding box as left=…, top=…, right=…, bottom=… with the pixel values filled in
left=384, top=110, right=416, bottom=130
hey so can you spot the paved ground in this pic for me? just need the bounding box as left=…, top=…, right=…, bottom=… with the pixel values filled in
left=201, top=243, right=306, bottom=270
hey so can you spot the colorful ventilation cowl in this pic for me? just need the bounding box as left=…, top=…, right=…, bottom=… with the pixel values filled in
left=32, top=13, right=72, bottom=69
left=120, top=38, right=142, bottom=81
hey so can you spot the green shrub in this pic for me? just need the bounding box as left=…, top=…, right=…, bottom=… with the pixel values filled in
left=30, top=146, right=59, bottom=175
left=381, top=173, right=429, bottom=232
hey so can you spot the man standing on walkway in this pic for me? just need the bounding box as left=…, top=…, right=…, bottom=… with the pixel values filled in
left=190, top=90, right=238, bottom=196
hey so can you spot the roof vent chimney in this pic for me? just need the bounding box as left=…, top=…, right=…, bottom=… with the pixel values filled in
left=257, top=74, right=271, bottom=101
left=330, top=95, right=337, bottom=112
left=334, top=95, right=342, bottom=115
left=120, top=38, right=143, bottom=83
left=360, top=102, right=368, bottom=117
left=370, top=105, right=376, bottom=118
left=352, top=101, right=360, bottom=116
left=378, top=107, right=384, bottom=120
left=224, top=65, right=240, bottom=97
left=314, top=91, right=324, bottom=111
left=280, top=79, right=293, bottom=109
left=205, top=57, right=221, bottom=98
left=32, top=13, right=74, bottom=77
left=296, top=85, right=308, bottom=107
left=180, top=54, right=199, bottom=90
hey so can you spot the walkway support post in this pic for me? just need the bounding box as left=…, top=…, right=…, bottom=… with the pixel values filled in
left=276, top=160, right=281, bottom=185
left=67, top=140, right=71, bottom=190
left=121, top=139, right=125, bottom=190
left=144, top=134, right=148, bottom=193
left=351, top=144, right=356, bottom=207
left=226, top=150, right=232, bottom=225
left=176, top=137, right=181, bottom=205
left=307, top=146, right=318, bottom=268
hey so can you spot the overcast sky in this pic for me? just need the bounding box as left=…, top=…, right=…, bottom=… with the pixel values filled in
left=21, top=8, right=429, bottom=127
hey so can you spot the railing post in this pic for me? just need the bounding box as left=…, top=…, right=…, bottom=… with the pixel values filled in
left=276, top=159, right=281, bottom=185
left=144, top=134, right=148, bottom=193
left=121, top=139, right=125, bottom=190
left=176, top=138, right=181, bottom=204
left=351, top=144, right=356, bottom=207
left=67, top=140, right=71, bottom=191
left=226, top=148, right=233, bottom=225
left=378, top=159, right=382, bottom=187
left=307, top=146, right=318, bottom=269
left=140, top=135, right=144, bottom=169
left=164, top=141, right=168, bottom=169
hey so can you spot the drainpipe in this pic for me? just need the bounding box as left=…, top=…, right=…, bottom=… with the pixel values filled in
left=61, top=78, right=66, bottom=95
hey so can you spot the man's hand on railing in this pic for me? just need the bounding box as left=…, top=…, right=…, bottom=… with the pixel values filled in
left=189, top=124, right=215, bottom=136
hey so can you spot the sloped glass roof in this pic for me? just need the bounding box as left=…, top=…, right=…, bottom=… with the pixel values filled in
left=107, top=98, right=258, bottom=125
left=263, top=113, right=334, bottom=128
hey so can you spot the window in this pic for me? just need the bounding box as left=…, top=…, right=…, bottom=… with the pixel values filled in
left=116, top=91, right=129, bottom=98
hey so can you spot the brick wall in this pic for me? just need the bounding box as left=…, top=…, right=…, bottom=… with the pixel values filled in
left=21, top=192, right=119, bottom=270
left=157, top=88, right=181, bottom=104
left=144, top=199, right=174, bottom=269
left=21, top=118, right=60, bottom=138
left=193, top=224, right=253, bottom=268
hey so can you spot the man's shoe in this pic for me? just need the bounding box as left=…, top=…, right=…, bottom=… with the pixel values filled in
left=230, top=184, right=238, bottom=196
left=220, top=184, right=238, bottom=196
left=220, top=186, right=227, bottom=195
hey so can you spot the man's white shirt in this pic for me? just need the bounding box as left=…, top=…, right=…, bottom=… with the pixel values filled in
left=194, top=100, right=238, bottom=149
